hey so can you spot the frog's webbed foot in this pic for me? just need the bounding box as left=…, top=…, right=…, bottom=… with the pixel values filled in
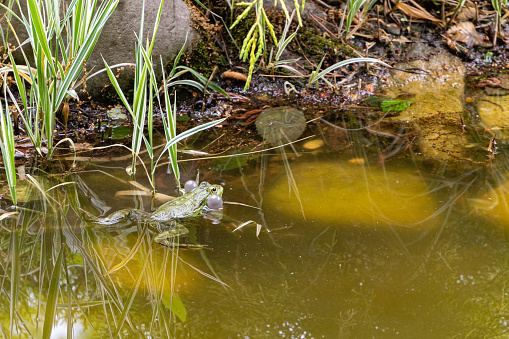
left=152, top=220, right=189, bottom=246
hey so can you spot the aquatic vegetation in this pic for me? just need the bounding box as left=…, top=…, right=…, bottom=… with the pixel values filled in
left=103, top=0, right=163, bottom=177
left=0, top=0, right=119, bottom=205
left=366, top=96, right=414, bottom=112
left=104, top=1, right=226, bottom=188
left=0, top=83, right=17, bottom=205
left=0, top=170, right=230, bottom=337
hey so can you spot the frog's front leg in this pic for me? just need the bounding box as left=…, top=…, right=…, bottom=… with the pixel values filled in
left=151, top=220, right=189, bottom=246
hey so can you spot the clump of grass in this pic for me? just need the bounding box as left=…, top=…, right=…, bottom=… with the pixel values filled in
left=105, top=1, right=227, bottom=190
left=2, top=0, right=119, bottom=157
left=229, top=0, right=305, bottom=89
left=0, top=75, right=17, bottom=206
left=491, top=0, right=508, bottom=45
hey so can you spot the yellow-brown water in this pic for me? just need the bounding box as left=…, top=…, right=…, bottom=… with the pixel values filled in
left=4, top=143, right=509, bottom=338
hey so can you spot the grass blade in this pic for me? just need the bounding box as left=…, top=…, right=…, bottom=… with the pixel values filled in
left=42, top=246, right=64, bottom=339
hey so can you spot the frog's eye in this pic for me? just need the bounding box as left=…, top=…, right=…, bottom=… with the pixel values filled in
left=211, top=187, right=217, bottom=193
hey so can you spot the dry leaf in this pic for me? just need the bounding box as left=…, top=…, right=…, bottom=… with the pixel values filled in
left=456, top=5, right=477, bottom=21
left=446, top=22, right=485, bottom=46
left=476, top=77, right=502, bottom=88
left=393, top=3, right=443, bottom=24
left=221, top=71, right=248, bottom=82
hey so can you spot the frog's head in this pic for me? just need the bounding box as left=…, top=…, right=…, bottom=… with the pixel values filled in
left=196, top=181, right=211, bottom=191
left=209, top=184, right=224, bottom=197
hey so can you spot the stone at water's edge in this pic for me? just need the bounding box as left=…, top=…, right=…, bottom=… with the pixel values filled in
left=84, top=0, right=197, bottom=98
left=381, top=46, right=468, bottom=160
left=266, top=161, right=437, bottom=227
left=476, top=73, right=509, bottom=140
left=3, top=0, right=197, bottom=100
left=477, top=95, right=509, bottom=140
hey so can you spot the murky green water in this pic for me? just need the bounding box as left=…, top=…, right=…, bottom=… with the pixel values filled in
left=4, top=128, right=509, bottom=338
left=0, top=141, right=509, bottom=338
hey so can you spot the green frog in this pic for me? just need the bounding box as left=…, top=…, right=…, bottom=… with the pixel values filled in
left=89, top=181, right=224, bottom=246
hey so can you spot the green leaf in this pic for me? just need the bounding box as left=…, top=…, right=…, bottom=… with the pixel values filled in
left=162, top=292, right=187, bottom=322
left=380, top=99, right=414, bottom=112
left=43, top=247, right=64, bottom=339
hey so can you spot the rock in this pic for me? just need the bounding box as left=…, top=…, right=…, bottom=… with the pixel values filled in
left=483, top=73, right=509, bottom=96
left=471, top=178, right=509, bottom=226
left=255, top=107, right=306, bottom=145
left=302, top=139, right=324, bottom=150
left=266, top=160, right=437, bottom=227
left=84, top=0, right=197, bottom=99
left=107, top=105, right=127, bottom=120
left=381, top=46, right=468, bottom=160
left=4, top=0, right=197, bottom=101
left=477, top=94, right=509, bottom=140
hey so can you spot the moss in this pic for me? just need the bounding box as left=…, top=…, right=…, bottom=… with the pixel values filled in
left=182, top=38, right=223, bottom=78
left=296, top=26, right=356, bottom=68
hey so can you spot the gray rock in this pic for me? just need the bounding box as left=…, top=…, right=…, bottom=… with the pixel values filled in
left=84, top=0, right=197, bottom=100
left=255, top=106, right=306, bottom=145
left=3, top=0, right=197, bottom=101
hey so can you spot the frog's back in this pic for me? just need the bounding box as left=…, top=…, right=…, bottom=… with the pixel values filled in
left=150, top=182, right=211, bottom=221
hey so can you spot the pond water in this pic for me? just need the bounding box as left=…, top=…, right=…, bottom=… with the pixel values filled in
left=3, top=130, right=509, bottom=339
left=4, top=86, right=509, bottom=339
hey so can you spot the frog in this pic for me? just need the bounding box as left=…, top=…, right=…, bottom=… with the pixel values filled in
left=89, top=181, right=224, bottom=246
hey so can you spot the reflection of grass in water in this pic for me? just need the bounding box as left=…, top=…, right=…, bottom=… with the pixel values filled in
left=0, top=172, right=228, bottom=338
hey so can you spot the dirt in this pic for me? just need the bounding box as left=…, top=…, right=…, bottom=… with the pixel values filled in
left=7, top=0, right=509, bottom=168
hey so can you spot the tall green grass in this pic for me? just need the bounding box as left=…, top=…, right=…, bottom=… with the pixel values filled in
left=0, top=0, right=118, bottom=206
left=3, top=0, right=119, bottom=156
left=0, top=75, right=17, bottom=206
left=105, top=1, right=227, bottom=190
left=492, top=0, right=508, bottom=45
left=229, top=0, right=305, bottom=89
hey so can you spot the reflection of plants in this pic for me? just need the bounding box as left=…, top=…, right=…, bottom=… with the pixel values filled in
left=0, top=172, right=226, bottom=337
